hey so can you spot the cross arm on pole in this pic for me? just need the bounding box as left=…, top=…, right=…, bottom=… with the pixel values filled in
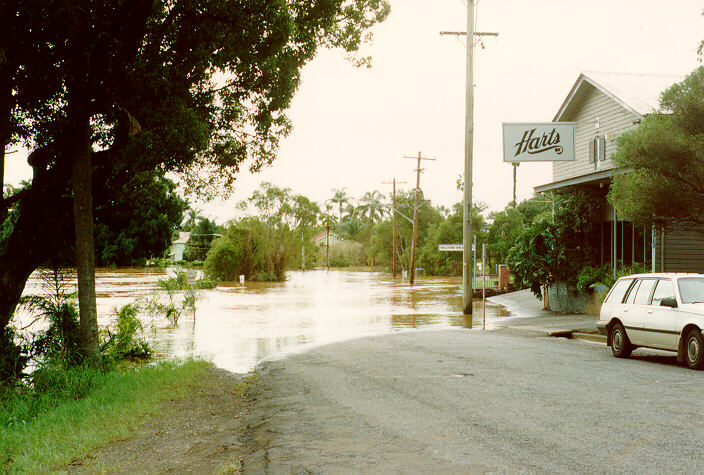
left=403, top=155, right=436, bottom=161
left=440, top=31, right=498, bottom=37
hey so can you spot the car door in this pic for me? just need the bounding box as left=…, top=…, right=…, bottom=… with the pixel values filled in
left=644, top=278, right=680, bottom=350
left=622, top=278, right=657, bottom=346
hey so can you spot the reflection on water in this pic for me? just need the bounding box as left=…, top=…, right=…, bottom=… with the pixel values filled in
left=17, top=268, right=509, bottom=373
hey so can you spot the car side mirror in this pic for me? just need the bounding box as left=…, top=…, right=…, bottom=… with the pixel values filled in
left=661, top=297, right=678, bottom=308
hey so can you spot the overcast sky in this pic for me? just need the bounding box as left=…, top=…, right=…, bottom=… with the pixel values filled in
left=4, top=0, right=703, bottom=223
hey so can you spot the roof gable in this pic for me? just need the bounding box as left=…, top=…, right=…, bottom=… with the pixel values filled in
left=554, top=71, right=683, bottom=121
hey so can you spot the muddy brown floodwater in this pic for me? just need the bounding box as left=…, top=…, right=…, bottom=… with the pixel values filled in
left=17, top=268, right=510, bottom=373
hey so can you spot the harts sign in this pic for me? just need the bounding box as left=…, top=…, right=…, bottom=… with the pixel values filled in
left=514, top=128, right=562, bottom=156
left=502, top=122, right=575, bottom=162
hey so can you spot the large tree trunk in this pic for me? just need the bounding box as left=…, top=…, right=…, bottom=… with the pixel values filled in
left=72, top=117, right=99, bottom=359
left=0, top=167, right=74, bottom=330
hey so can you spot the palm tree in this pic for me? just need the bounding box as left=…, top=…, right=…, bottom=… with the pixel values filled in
left=358, top=190, right=387, bottom=270
left=182, top=207, right=202, bottom=231
left=321, top=203, right=336, bottom=269
left=329, top=188, right=350, bottom=241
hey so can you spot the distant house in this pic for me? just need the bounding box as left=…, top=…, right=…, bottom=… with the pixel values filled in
left=535, top=71, right=704, bottom=272
left=314, top=231, right=340, bottom=246
left=170, top=231, right=191, bottom=261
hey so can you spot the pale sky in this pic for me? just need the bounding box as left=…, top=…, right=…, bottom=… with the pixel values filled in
left=4, top=0, right=704, bottom=223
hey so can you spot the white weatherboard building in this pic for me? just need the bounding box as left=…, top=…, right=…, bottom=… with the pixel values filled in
left=170, top=231, right=191, bottom=262
left=535, top=71, right=704, bottom=273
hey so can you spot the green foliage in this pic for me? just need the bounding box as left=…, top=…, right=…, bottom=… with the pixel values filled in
left=184, top=217, right=221, bottom=262
left=209, top=183, right=322, bottom=280
left=577, top=262, right=650, bottom=293
left=418, top=202, right=487, bottom=276
left=0, top=327, right=29, bottom=387
left=329, top=188, right=352, bottom=239
left=205, top=218, right=288, bottom=282
left=156, top=271, right=189, bottom=291
left=327, top=241, right=367, bottom=267
left=0, top=359, right=214, bottom=472
left=18, top=267, right=82, bottom=369
left=367, top=189, right=444, bottom=271
left=100, top=304, right=151, bottom=361
left=609, top=67, right=704, bottom=226
left=31, top=302, right=81, bottom=368
left=486, top=197, right=552, bottom=269
left=357, top=190, right=387, bottom=266
left=506, top=189, right=603, bottom=298
left=576, top=264, right=613, bottom=292
left=94, top=173, right=186, bottom=267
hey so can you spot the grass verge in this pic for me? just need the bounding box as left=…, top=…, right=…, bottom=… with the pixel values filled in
left=0, top=359, right=215, bottom=473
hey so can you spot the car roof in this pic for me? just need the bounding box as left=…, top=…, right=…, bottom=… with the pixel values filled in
left=618, top=273, right=704, bottom=280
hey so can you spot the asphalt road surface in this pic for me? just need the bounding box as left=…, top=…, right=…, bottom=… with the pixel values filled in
left=243, top=328, right=704, bottom=472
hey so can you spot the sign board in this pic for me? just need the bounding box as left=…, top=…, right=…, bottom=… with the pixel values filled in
left=186, top=269, right=197, bottom=285
left=439, top=244, right=477, bottom=252
left=439, top=244, right=463, bottom=252
left=503, top=122, right=575, bottom=163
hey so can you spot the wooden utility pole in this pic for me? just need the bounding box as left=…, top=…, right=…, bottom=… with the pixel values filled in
left=441, top=5, right=498, bottom=320
left=404, top=152, right=435, bottom=285
left=382, top=178, right=407, bottom=277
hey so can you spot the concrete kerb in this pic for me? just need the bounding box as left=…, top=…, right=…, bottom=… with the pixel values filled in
left=487, top=289, right=606, bottom=344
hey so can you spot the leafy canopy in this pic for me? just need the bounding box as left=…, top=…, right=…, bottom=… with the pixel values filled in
left=609, top=66, right=704, bottom=226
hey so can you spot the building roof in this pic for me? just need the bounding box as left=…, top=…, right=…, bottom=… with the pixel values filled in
left=314, top=231, right=338, bottom=242
left=553, top=71, right=683, bottom=121
left=172, top=231, right=191, bottom=245
left=534, top=168, right=630, bottom=193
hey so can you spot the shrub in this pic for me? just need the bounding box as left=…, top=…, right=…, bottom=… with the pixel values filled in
left=576, top=264, right=612, bottom=292
left=204, top=218, right=286, bottom=281
left=101, top=303, right=152, bottom=361
left=327, top=241, right=366, bottom=267
left=0, top=327, right=29, bottom=387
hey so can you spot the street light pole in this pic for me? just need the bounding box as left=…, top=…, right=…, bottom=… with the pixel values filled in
left=462, top=0, right=475, bottom=319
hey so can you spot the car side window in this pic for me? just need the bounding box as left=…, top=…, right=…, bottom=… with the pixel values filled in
left=651, top=279, right=675, bottom=307
left=604, top=278, right=634, bottom=304
left=625, top=279, right=641, bottom=304
left=633, top=279, right=657, bottom=305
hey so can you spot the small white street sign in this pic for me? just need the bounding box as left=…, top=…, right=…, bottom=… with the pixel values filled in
left=439, top=244, right=464, bottom=252
left=186, top=269, right=197, bottom=285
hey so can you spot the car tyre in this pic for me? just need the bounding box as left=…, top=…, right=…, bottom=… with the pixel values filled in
left=611, top=322, right=633, bottom=358
left=685, top=328, right=704, bottom=370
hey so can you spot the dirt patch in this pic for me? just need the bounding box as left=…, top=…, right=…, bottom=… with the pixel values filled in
left=64, top=366, right=257, bottom=473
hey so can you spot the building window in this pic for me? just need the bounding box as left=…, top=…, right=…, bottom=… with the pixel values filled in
left=589, top=136, right=607, bottom=167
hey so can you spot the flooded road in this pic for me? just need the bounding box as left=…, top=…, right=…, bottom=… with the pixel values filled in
left=18, top=268, right=510, bottom=373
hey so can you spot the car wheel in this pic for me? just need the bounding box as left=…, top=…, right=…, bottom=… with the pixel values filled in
left=685, top=328, right=704, bottom=370
left=611, top=322, right=633, bottom=358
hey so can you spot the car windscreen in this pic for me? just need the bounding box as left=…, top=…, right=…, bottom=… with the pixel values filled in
left=677, top=277, right=704, bottom=304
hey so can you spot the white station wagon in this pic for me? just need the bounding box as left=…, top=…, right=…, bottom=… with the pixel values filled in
left=597, top=273, right=704, bottom=369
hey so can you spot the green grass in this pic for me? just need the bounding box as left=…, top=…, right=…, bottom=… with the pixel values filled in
left=0, top=359, right=213, bottom=473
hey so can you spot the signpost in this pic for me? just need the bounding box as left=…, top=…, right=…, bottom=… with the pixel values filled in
left=186, top=269, right=197, bottom=324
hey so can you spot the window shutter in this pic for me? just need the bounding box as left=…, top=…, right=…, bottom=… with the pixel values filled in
left=599, top=136, right=606, bottom=161
left=589, top=138, right=595, bottom=163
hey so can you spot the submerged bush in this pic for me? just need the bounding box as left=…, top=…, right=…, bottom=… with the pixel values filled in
left=326, top=241, right=366, bottom=267
left=18, top=266, right=82, bottom=370
left=204, top=218, right=286, bottom=281
left=101, top=303, right=151, bottom=361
